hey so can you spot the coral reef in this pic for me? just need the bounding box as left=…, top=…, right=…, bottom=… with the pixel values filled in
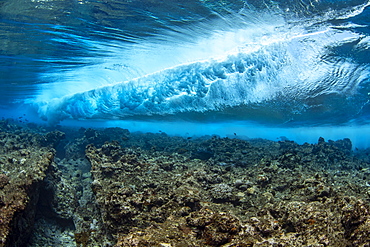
left=0, top=126, right=55, bottom=247
left=85, top=135, right=370, bottom=246
left=0, top=119, right=370, bottom=246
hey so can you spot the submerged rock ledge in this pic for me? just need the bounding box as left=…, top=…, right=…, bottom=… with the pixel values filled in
left=0, top=119, right=370, bottom=246
left=0, top=122, right=55, bottom=247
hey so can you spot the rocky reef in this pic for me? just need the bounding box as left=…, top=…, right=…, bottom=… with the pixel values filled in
left=0, top=119, right=370, bottom=246
left=0, top=120, right=58, bottom=246
left=84, top=136, right=370, bottom=247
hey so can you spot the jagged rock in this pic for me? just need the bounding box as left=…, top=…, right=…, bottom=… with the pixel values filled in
left=0, top=131, right=54, bottom=247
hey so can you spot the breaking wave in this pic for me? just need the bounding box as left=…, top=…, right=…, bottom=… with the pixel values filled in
left=33, top=0, right=370, bottom=126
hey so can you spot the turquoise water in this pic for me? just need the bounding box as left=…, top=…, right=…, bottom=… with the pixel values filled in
left=1, top=0, right=370, bottom=147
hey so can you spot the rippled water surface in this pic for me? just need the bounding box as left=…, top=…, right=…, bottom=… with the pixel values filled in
left=1, top=0, right=370, bottom=146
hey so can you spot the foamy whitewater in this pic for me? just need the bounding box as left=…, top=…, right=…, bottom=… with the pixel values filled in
left=1, top=0, right=370, bottom=147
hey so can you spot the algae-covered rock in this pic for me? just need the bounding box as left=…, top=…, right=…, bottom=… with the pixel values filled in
left=85, top=135, right=370, bottom=246
left=0, top=130, right=55, bottom=247
left=1, top=121, right=370, bottom=247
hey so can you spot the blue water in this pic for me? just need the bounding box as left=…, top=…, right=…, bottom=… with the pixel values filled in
left=1, top=0, right=370, bottom=147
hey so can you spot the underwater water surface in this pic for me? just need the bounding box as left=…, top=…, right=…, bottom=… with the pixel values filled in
left=1, top=0, right=370, bottom=147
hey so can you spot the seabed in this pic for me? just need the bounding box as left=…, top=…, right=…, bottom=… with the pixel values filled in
left=0, top=118, right=370, bottom=246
